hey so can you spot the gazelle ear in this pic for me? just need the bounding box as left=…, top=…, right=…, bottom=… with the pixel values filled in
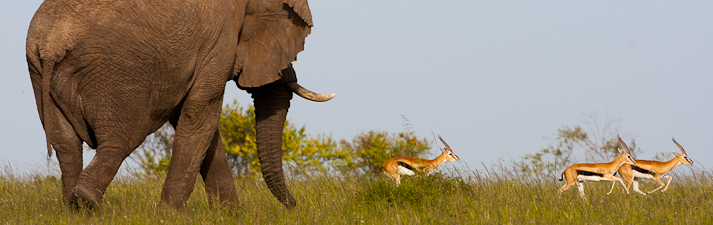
left=672, top=151, right=681, bottom=156
left=617, top=147, right=623, bottom=153
left=441, top=147, right=448, bottom=154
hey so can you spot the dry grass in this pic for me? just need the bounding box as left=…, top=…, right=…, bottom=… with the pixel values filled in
left=1, top=163, right=712, bottom=224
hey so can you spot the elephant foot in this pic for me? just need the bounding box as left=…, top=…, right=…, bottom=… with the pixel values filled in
left=283, top=194, right=297, bottom=209
left=211, top=198, right=241, bottom=210
left=155, top=200, right=183, bottom=212
left=159, top=198, right=187, bottom=211
left=69, top=184, right=103, bottom=211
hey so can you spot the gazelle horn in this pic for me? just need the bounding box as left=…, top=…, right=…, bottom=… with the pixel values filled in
left=438, top=135, right=452, bottom=151
left=287, top=82, right=336, bottom=102
left=617, top=135, right=632, bottom=153
left=672, top=138, right=686, bottom=155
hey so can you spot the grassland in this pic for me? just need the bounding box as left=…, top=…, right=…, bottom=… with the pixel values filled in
left=1, top=164, right=712, bottom=224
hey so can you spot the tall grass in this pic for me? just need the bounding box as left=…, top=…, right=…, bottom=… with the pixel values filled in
left=1, top=162, right=712, bottom=224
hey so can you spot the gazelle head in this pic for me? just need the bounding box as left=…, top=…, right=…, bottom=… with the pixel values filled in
left=672, top=138, right=693, bottom=165
left=438, top=135, right=460, bottom=162
left=617, top=135, right=637, bottom=165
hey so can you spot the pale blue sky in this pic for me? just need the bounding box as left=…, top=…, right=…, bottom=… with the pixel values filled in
left=2, top=1, right=712, bottom=173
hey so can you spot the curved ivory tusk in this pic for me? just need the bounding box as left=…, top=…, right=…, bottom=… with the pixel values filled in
left=287, top=82, right=335, bottom=102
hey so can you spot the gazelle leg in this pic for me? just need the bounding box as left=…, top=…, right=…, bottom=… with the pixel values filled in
left=618, top=177, right=630, bottom=194
left=384, top=170, right=400, bottom=186
left=661, top=175, right=673, bottom=192
left=576, top=182, right=586, bottom=198
left=607, top=177, right=619, bottom=195
left=626, top=178, right=635, bottom=194
left=632, top=180, right=646, bottom=195
left=647, top=177, right=666, bottom=194
left=559, top=182, right=573, bottom=193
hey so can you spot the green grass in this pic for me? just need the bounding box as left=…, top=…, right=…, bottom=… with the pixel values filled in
left=1, top=166, right=712, bottom=224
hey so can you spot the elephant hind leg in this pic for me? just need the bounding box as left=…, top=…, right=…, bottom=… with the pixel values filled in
left=199, top=129, right=238, bottom=207
left=72, top=146, right=131, bottom=210
left=47, top=106, right=84, bottom=206
left=71, top=100, right=153, bottom=210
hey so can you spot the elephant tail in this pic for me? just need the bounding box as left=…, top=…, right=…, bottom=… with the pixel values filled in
left=40, top=58, right=56, bottom=157
left=28, top=8, right=77, bottom=158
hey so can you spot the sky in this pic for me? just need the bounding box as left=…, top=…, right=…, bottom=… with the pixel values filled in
left=2, top=1, right=712, bottom=174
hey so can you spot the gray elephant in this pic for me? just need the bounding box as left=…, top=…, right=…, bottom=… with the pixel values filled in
left=26, top=0, right=333, bottom=210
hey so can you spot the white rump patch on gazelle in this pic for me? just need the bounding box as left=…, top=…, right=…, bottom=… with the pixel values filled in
left=397, top=165, right=416, bottom=176
left=382, top=135, right=460, bottom=186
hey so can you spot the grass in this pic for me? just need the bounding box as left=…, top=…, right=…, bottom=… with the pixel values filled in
left=1, top=164, right=713, bottom=224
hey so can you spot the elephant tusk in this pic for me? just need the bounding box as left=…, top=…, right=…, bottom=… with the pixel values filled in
left=287, top=82, right=335, bottom=102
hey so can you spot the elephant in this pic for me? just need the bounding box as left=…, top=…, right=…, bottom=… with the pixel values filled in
left=25, top=0, right=333, bottom=210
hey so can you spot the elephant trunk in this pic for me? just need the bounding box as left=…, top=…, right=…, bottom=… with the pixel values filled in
left=251, top=83, right=297, bottom=208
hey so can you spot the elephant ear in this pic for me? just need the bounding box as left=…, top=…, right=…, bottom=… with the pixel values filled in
left=236, top=0, right=313, bottom=88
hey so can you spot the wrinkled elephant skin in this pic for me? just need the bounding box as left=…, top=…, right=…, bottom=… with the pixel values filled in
left=26, top=0, right=324, bottom=210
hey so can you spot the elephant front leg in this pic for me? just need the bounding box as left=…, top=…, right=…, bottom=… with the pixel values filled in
left=252, top=83, right=296, bottom=208
left=199, top=129, right=238, bottom=207
left=161, top=130, right=212, bottom=209
left=161, top=88, right=225, bottom=209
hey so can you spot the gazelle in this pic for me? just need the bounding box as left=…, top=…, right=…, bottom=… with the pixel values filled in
left=382, top=135, right=459, bottom=186
left=558, top=135, right=637, bottom=198
left=617, top=138, right=694, bottom=195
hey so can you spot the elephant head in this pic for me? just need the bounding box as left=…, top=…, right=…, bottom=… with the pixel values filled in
left=231, top=0, right=333, bottom=208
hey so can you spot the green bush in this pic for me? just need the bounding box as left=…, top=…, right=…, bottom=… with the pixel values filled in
left=338, top=131, right=430, bottom=174
left=132, top=101, right=430, bottom=178
left=357, top=172, right=469, bottom=206
left=220, top=101, right=352, bottom=177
